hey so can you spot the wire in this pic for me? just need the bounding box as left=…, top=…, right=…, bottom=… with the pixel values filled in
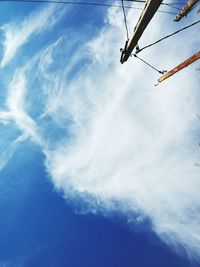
left=117, top=0, right=182, bottom=11
left=162, top=2, right=180, bottom=10
left=121, top=0, right=129, bottom=40
left=124, top=0, right=181, bottom=10
left=0, top=0, right=135, bottom=7
left=120, top=0, right=186, bottom=4
left=0, top=0, right=143, bottom=6
left=136, top=19, right=200, bottom=54
left=0, top=0, right=177, bottom=14
left=120, top=0, right=186, bottom=9
left=167, top=2, right=186, bottom=5
left=122, top=1, right=181, bottom=10
left=133, top=54, right=166, bottom=74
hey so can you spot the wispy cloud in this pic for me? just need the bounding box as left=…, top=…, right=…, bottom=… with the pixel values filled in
left=6, top=70, right=40, bottom=142
left=0, top=133, right=28, bottom=171
left=42, top=7, right=200, bottom=260
left=0, top=65, right=44, bottom=171
left=0, top=66, right=42, bottom=169
left=0, top=2, right=200, bottom=261
left=0, top=4, right=65, bottom=68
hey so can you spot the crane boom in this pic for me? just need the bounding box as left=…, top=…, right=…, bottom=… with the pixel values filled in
left=120, top=0, right=163, bottom=64
left=158, top=51, right=200, bottom=83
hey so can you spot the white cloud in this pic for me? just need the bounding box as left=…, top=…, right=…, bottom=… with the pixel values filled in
left=0, top=133, right=28, bottom=171
left=6, top=70, right=41, bottom=142
left=0, top=4, right=65, bottom=68
left=0, top=66, right=43, bottom=158
left=42, top=7, right=200, bottom=260
left=0, top=2, right=200, bottom=261
left=0, top=66, right=42, bottom=169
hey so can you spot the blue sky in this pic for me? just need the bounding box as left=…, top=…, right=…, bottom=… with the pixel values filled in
left=0, top=1, right=200, bottom=266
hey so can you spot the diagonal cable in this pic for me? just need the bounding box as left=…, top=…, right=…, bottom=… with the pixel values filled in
left=136, top=19, right=200, bottom=54
left=133, top=54, right=166, bottom=74
left=121, top=0, right=129, bottom=40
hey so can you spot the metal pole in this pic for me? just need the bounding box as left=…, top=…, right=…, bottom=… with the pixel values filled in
left=174, top=0, right=200, bottom=22
left=158, top=51, right=200, bottom=83
left=120, top=0, right=163, bottom=64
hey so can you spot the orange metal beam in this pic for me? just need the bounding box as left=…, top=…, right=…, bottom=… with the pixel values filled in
left=158, top=51, right=200, bottom=83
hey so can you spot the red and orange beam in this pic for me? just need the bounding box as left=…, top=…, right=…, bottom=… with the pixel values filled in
left=157, top=51, right=200, bottom=83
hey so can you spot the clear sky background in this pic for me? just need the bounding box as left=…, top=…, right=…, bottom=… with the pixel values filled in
left=0, top=1, right=199, bottom=266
